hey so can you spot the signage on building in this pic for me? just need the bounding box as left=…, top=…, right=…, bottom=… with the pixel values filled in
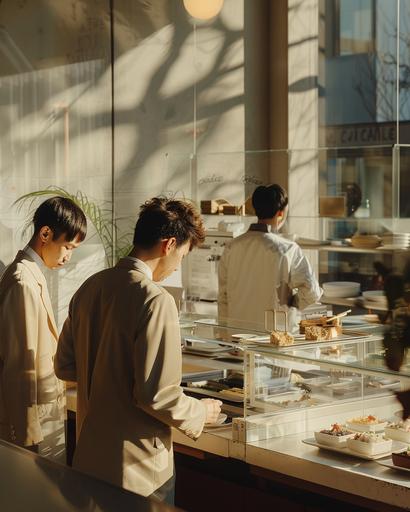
left=324, top=121, right=410, bottom=147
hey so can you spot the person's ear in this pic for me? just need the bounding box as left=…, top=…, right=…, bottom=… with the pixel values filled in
left=163, top=237, right=177, bottom=255
left=39, top=226, right=53, bottom=245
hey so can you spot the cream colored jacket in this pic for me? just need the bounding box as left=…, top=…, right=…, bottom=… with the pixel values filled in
left=55, top=258, right=206, bottom=497
left=0, top=251, right=64, bottom=447
left=218, top=225, right=322, bottom=332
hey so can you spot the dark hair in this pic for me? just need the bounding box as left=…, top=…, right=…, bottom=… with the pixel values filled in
left=33, top=196, right=87, bottom=242
left=133, top=197, right=205, bottom=250
left=252, top=184, right=288, bottom=219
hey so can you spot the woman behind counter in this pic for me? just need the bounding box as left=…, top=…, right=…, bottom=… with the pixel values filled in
left=218, top=184, right=322, bottom=333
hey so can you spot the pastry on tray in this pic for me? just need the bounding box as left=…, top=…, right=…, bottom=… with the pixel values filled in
left=385, top=420, right=410, bottom=444
left=304, top=325, right=342, bottom=341
left=314, top=423, right=355, bottom=446
left=270, top=330, right=294, bottom=346
left=300, top=316, right=341, bottom=334
left=392, top=447, right=410, bottom=469
left=346, top=432, right=392, bottom=456
left=346, top=415, right=387, bottom=432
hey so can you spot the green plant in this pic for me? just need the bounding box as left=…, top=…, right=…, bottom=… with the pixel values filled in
left=14, top=186, right=133, bottom=266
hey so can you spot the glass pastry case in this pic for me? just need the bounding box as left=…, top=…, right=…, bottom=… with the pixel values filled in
left=239, top=335, right=410, bottom=443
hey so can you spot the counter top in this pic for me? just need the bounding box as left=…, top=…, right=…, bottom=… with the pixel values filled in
left=0, top=440, right=177, bottom=512
left=246, top=433, right=410, bottom=509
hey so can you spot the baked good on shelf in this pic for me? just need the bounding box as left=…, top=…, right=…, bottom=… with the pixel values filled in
left=270, top=330, right=294, bottom=346
left=300, top=316, right=341, bottom=334
left=314, top=423, right=355, bottom=446
left=305, top=325, right=341, bottom=341
left=392, top=448, right=410, bottom=469
left=385, top=420, right=410, bottom=443
left=346, top=432, right=392, bottom=456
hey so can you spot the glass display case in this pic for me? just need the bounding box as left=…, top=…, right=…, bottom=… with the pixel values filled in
left=238, top=335, right=410, bottom=443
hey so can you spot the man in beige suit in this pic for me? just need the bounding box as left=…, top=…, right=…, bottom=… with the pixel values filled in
left=0, top=197, right=86, bottom=460
left=55, top=197, right=221, bottom=503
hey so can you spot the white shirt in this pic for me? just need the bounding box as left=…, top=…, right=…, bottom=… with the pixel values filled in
left=218, top=224, right=322, bottom=333
left=123, top=256, right=153, bottom=280
left=23, top=245, right=47, bottom=275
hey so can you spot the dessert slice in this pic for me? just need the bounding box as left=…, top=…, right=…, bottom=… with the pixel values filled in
left=314, top=423, right=355, bottom=446
left=385, top=420, right=410, bottom=444
left=392, top=447, right=410, bottom=469
left=346, top=432, right=392, bottom=456
left=346, top=415, right=387, bottom=432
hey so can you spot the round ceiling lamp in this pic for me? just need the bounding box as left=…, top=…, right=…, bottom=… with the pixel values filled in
left=183, top=0, right=224, bottom=20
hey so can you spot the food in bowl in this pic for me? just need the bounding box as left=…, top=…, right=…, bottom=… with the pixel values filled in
left=346, top=432, right=392, bottom=456
left=385, top=420, right=410, bottom=444
left=314, top=423, right=355, bottom=446
left=392, top=447, right=410, bottom=469
left=346, top=415, right=387, bottom=432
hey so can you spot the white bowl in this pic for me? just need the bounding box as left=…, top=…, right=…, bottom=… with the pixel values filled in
left=314, top=431, right=355, bottom=447
left=346, top=437, right=392, bottom=456
left=384, top=426, right=410, bottom=444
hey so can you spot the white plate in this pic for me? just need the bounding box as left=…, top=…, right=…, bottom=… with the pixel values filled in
left=303, top=438, right=406, bottom=460
left=346, top=437, right=392, bottom=456
left=362, top=291, right=386, bottom=301
left=376, top=457, right=410, bottom=473
left=205, top=413, right=228, bottom=428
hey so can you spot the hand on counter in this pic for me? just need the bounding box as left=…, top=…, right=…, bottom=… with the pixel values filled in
left=201, top=399, right=222, bottom=424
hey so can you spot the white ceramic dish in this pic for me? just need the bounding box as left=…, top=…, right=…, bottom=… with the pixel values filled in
left=302, top=438, right=405, bottom=460
left=205, top=413, right=228, bottom=428
left=314, top=430, right=355, bottom=447
left=384, top=426, right=410, bottom=444
left=362, top=290, right=386, bottom=301
left=322, top=281, right=361, bottom=298
left=346, top=437, right=392, bottom=456
left=345, top=419, right=387, bottom=432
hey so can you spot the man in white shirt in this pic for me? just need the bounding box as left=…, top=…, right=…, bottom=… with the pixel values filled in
left=0, top=197, right=86, bottom=460
left=218, top=184, right=322, bottom=333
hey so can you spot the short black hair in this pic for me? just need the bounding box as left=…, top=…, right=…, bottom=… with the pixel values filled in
left=252, top=184, right=288, bottom=219
left=133, top=197, right=205, bottom=250
left=33, top=196, right=87, bottom=242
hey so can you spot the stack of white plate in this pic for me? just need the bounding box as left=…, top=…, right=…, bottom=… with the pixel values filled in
left=322, top=281, right=361, bottom=298
left=351, top=234, right=381, bottom=249
left=362, top=290, right=388, bottom=308
left=381, top=232, right=410, bottom=250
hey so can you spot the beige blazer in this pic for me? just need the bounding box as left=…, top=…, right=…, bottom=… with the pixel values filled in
left=55, top=258, right=206, bottom=497
left=0, top=251, right=64, bottom=446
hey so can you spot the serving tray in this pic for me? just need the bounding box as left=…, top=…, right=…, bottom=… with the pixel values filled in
left=376, top=457, right=410, bottom=473
left=302, top=438, right=407, bottom=461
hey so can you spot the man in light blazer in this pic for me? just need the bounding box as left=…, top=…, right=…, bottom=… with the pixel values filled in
left=0, top=197, right=86, bottom=460
left=55, top=197, right=221, bottom=504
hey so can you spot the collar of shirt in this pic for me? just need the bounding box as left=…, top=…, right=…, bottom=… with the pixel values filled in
left=248, top=223, right=278, bottom=234
left=23, top=245, right=47, bottom=275
left=123, top=256, right=153, bottom=280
